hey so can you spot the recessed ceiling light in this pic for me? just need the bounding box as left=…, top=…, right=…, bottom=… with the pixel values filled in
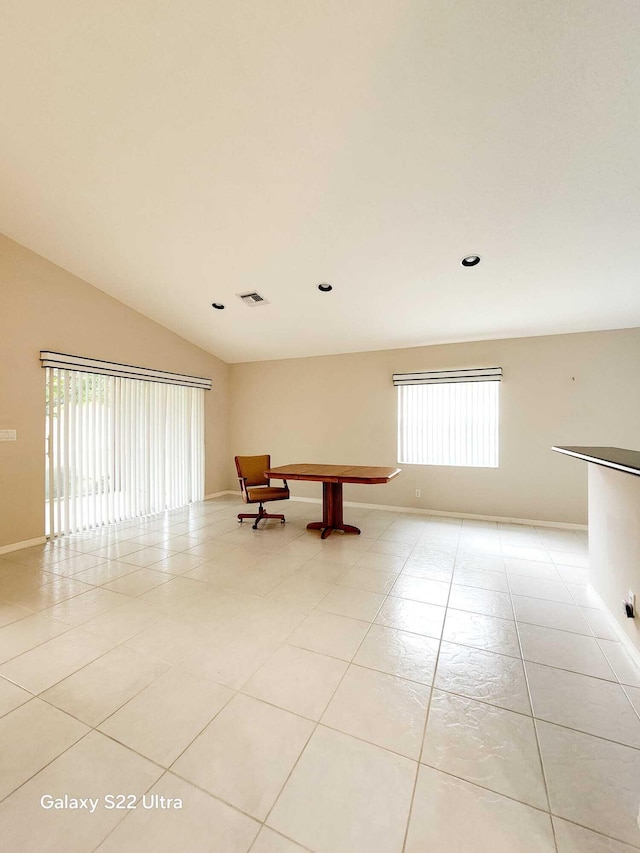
left=317, top=283, right=333, bottom=292
left=211, top=302, right=225, bottom=310
left=461, top=255, right=481, bottom=267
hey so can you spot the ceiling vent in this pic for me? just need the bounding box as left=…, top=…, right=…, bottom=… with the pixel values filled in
left=237, top=291, right=269, bottom=307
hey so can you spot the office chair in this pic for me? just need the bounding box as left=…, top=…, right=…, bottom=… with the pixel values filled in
left=234, top=455, right=290, bottom=529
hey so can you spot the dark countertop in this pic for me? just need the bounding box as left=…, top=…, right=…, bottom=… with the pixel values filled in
left=552, top=446, right=640, bottom=477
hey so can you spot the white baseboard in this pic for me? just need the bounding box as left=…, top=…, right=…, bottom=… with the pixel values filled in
left=204, top=490, right=236, bottom=500
left=588, top=586, right=640, bottom=672
left=347, top=500, right=587, bottom=530
left=0, top=536, right=47, bottom=555
left=224, top=491, right=586, bottom=530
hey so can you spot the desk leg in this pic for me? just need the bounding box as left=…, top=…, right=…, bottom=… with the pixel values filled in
left=307, top=482, right=361, bottom=538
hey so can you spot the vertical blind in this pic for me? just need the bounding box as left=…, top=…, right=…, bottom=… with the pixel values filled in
left=395, top=368, right=501, bottom=468
left=44, top=367, right=206, bottom=537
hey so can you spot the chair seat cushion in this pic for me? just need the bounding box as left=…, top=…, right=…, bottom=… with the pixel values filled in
left=246, top=486, right=290, bottom=502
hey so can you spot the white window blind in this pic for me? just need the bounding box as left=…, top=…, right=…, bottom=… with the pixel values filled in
left=40, top=351, right=212, bottom=389
left=44, top=363, right=206, bottom=537
left=395, top=368, right=501, bottom=468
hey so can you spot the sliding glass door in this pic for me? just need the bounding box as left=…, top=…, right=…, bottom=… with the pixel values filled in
left=45, top=368, right=205, bottom=537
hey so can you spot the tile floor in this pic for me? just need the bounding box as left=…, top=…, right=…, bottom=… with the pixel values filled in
left=1, top=497, right=639, bottom=851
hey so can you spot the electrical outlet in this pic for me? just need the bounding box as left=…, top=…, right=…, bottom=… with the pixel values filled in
left=0, top=430, right=16, bottom=441
left=624, top=590, right=636, bottom=618
left=415, top=489, right=421, bottom=498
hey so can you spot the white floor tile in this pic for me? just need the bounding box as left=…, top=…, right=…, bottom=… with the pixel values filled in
left=557, top=565, right=590, bottom=585
left=353, top=624, right=439, bottom=685
left=625, top=685, right=640, bottom=715
left=443, top=609, right=521, bottom=657
left=181, top=631, right=282, bottom=691
left=513, top=595, right=592, bottom=635
left=318, top=586, right=385, bottom=621
left=0, top=675, right=32, bottom=718
left=548, top=550, right=589, bottom=568
left=338, top=566, right=399, bottom=594
left=353, top=551, right=407, bottom=572
left=518, top=623, right=616, bottom=680
left=287, top=610, right=370, bottom=661
left=173, top=694, right=313, bottom=820
left=526, top=662, right=640, bottom=747
left=72, top=561, right=139, bottom=586
left=268, top=725, right=416, bottom=853
left=374, top=597, right=445, bottom=639
left=422, top=690, right=548, bottom=808
left=0, top=698, right=89, bottom=799
left=80, top=598, right=163, bottom=643
left=366, top=539, right=413, bottom=558
left=0, top=599, right=34, bottom=628
left=102, top=567, right=173, bottom=596
left=434, top=642, right=531, bottom=714
left=448, top=585, right=514, bottom=619
left=115, top=546, right=175, bottom=568
left=405, top=765, right=555, bottom=852
left=389, top=575, right=450, bottom=606
left=242, top=644, right=347, bottom=719
left=0, top=613, right=71, bottom=664
left=97, top=773, right=259, bottom=853
left=0, top=731, right=162, bottom=853
left=455, top=552, right=505, bottom=573
left=538, top=721, right=640, bottom=847
left=399, top=559, right=454, bottom=583
left=504, top=557, right=562, bottom=581
left=598, top=640, right=640, bottom=688
left=508, top=576, right=574, bottom=604
left=322, top=664, right=430, bottom=758
left=42, top=645, right=168, bottom=726
left=553, top=817, right=639, bottom=852
left=566, top=583, right=602, bottom=608
left=44, top=588, right=130, bottom=626
left=579, top=607, right=618, bottom=641
left=99, top=666, right=233, bottom=766
left=8, top=577, right=94, bottom=611
left=0, top=627, right=115, bottom=693
left=502, top=545, right=553, bottom=562
left=266, top=574, right=333, bottom=609
left=251, top=827, right=309, bottom=852
left=451, top=566, right=509, bottom=592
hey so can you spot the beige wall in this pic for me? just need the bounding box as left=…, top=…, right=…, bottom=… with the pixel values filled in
left=0, top=234, right=229, bottom=548
left=230, top=329, right=640, bottom=525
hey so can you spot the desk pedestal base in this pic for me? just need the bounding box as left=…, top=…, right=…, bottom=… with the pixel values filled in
left=306, top=482, right=361, bottom=539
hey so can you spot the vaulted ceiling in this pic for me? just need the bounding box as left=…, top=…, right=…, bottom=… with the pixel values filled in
left=1, top=1, right=639, bottom=362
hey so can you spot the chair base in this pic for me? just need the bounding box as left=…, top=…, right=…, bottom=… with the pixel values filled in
left=238, top=504, right=286, bottom=530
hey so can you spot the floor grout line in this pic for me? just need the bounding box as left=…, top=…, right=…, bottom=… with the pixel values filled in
left=400, top=526, right=460, bottom=852
left=507, top=568, right=559, bottom=853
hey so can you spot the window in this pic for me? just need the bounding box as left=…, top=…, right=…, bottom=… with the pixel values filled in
left=41, top=352, right=211, bottom=537
left=395, top=367, right=501, bottom=467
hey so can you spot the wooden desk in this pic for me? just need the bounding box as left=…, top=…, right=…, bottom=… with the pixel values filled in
left=265, top=464, right=401, bottom=539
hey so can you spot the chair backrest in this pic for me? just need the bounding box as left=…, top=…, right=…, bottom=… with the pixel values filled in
left=235, top=455, right=271, bottom=487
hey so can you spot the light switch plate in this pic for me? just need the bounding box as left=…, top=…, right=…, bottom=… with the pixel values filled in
left=0, top=430, right=17, bottom=441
